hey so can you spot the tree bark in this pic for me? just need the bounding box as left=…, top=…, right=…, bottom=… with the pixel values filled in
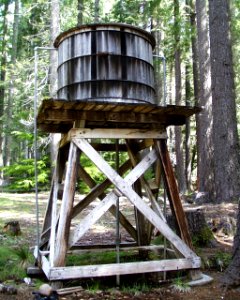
left=222, top=200, right=240, bottom=286
left=0, top=1, right=9, bottom=173
left=4, top=0, right=19, bottom=167
left=50, top=0, right=61, bottom=173
left=174, top=0, right=186, bottom=193
left=209, top=0, right=240, bottom=203
left=208, top=0, right=240, bottom=288
left=195, top=0, right=214, bottom=202
left=77, top=0, right=84, bottom=26
left=187, top=0, right=200, bottom=190
left=94, top=0, right=100, bottom=23
left=185, top=63, right=191, bottom=190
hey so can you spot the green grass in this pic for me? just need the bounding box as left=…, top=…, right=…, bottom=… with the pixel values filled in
left=66, top=250, right=140, bottom=266
left=121, top=282, right=151, bottom=293
left=0, top=245, right=34, bottom=282
left=0, top=193, right=43, bottom=282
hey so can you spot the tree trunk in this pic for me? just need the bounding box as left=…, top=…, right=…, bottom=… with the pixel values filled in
left=174, top=0, right=186, bottom=193
left=209, top=0, right=240, bottom=203
left=190, top=0, right=200, bottom=106
left=185, top=63, right=191, bottom=190
left=222, top=200, right=240, bottom=286
left=0, top=1, right=9, bottom=173
left=4, top=0, right=20, bottom=167
left=77, top=0, right=84, bottom=26
left=195, top=0, right=214, bottom=202
left=208, top=0, right=240, bottom=287
left=94, top=0, right=100, bottom=23
left=50, top=0, right=61, bottom=173
left=50, top=0, right=59, bottom=98
left=186, top=0, right=200, bottom=190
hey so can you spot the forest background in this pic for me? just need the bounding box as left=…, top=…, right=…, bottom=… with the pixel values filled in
left=1, top=0, right=240, bottom=287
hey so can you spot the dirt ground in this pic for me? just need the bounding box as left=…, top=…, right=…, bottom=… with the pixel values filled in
left=1, top=193, right=240, bottom=299
left=2, top=271, right=240, bottom=300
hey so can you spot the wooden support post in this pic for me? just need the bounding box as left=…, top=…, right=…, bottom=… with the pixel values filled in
left=126, top=139, right=154, bottom=246
left=49, top=160, right=61, bottom=266
left=53, top=142, right=80, bottom=267
left=155, top=140, right=193, bottom=249
left=41, top=148, right=67, bottom=248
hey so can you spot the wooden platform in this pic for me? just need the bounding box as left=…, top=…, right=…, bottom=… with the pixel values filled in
left=37, top=99, right=201, bottom=133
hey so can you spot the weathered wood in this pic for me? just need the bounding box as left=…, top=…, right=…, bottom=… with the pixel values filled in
left=69, top=128, right=167, bottom=139
left=48, top=258, right=201, bottom=280
left=49, top=167, right=61, bottom=266
left=57, top=286, right=83, bottom=296
left=73, top=138, right=198, bottom=259
left=56, top=24, right=155, bottom=104
left=41, top=148, right=67, bottom=240
left=3, top=221, right=21, bottom=236
left=37, top=100, right=201, bottom=133
left=75, top=162, right=130, bottom=209
left=126, top=139, right=165, bottom=222
left=75, top=162, right=138, bottom=240
left=43, top=109, right=165, bottom=124
left=53, top=142, right=80, bottom=267
left=155, top=140, right=193, bottom=250
left=69, top=194, right=117, bottom=246
left=126, top=140, right=152, bottom=246
left=69, top=146, right=158, bottom=247
left=34, top=247, right=50, bottom=278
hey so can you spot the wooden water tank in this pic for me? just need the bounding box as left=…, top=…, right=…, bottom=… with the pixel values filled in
left=54, top=23, right=156, bottom=104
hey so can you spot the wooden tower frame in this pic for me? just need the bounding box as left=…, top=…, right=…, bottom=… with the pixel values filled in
left=36, top=100, right=201, bottom=282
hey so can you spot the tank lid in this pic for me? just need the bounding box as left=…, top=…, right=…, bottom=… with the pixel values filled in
left=54, top=23, right=156, bottom=48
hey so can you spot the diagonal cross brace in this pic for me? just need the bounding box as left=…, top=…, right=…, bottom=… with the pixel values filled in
left=69, top=146, right=158, bottom=246
left=72, top=138, right=198, bottom=260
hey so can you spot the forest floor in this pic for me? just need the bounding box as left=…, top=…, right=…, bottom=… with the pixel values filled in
left=0, top=192, right=240, bottom=299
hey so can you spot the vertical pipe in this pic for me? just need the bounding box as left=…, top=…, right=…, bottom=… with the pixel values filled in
left=115, top=139, right=120, bottom=286
left=162, top=57, right=167, bottom=106
left=34, top=48, right=40, bottom=254
left=34, top=47, right=56, bottom=255
left=163, top=187, right=167, bottom=281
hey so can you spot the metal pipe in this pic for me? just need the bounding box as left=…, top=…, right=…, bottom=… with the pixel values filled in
left=34, top=46, right=56, bottom=255
left=153, top=55, right=167, bottom=106
left=115, top=139, right=120, bottom=286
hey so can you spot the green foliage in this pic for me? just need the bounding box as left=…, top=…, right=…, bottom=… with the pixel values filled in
left=14, top=246, right=33, bottom=268
left=192, top=226, right=214, bottom=247
left=171, top=276, right=191, bottom=293
left=214, top=251, right=232, bottom=270
left=0, top=245, right=33, bottom=282
left=121, top=282, right=151, bottom=293
left=1, top=156, right=50, bottom=192
left=78, top=150, right=128, bottom=194
left=86, top=281, right=101, bottom=293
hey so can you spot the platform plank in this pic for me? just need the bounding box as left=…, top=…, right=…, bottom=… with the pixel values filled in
left=37, top=99, right=201, bottom=133
left=48, top=258, right=201, bottom=280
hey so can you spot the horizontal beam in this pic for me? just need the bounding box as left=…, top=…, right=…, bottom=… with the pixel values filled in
left=41, top=109, right=167, bottom=124
left=48, top=258, right=201, bottom=280
left=69, top=128, right=167, bottom=139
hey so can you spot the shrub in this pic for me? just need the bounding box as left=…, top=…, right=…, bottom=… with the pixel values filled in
left=1, top=156, right=50, bottom=192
